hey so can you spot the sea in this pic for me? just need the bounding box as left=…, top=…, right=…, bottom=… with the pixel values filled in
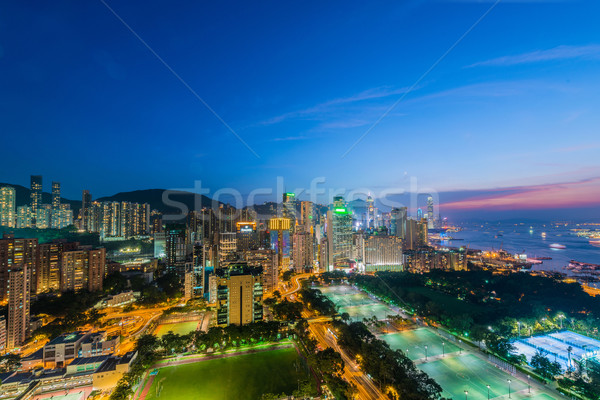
left=441, top=222, right=600, bottom=275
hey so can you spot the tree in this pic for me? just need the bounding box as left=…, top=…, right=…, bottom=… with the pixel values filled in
left=0, top=354, right=21, bottom=373
left=531, top=350, right=561, bottom=379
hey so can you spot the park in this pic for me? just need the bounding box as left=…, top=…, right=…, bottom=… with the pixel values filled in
left=138, top=346, right=311, bottom=400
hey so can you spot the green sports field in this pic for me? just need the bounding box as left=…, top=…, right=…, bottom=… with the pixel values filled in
left=143, top=347, right=310, bottom=400
left=419, top=354, right=552, bottom=400
left=319, top=285, right=397, bottom=320
left=154, top=321, right=199, bottom=337
left=382, top=328, right=461, bottom=360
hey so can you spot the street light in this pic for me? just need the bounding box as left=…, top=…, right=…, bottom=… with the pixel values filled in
left=486, top=384, right=490, bottom=400
left=425, top=345, right=428, bottom=361
left=442, top=342, right=445, bottom=357
left=507, top=379, right=512, bottom=399
left=464, top=390, right=468, bottom=400
left=527, top=375, right=531, bottom=393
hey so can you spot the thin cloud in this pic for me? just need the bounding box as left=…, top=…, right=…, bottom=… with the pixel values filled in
left=259, top=86, right=413, bottom=126
left=272, top=135, right=309, bottom=142
left=468, top=44, right=600, bottom=67
left=443, top=177, right=600, bottom=210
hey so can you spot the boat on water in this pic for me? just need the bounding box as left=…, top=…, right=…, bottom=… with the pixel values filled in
left=535, top=256, right=552, bottom=260
left=550, top=243, right=566, bottom=249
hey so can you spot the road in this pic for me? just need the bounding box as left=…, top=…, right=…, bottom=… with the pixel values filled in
left=101, top=306, right=167, bottom=354
left=280, top=273, right=312, bottom=299
left=309, top=322, right=385, bottom=400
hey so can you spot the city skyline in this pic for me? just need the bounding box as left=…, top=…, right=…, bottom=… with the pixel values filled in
left=1, top=1, right=600, bottom=218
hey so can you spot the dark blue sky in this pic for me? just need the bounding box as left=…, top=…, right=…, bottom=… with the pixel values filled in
left=1, top=1, right=599, bottom=212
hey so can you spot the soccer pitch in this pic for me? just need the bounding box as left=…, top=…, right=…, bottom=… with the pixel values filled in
left=420, top=354, right=537, bottom=400
left=319, top=285, right=397, bottom=320
left=382, top=328, right=461, bottom=360
left=143, top=347, right=309, bottom=400
left=154, top=321, right=199, bottom=337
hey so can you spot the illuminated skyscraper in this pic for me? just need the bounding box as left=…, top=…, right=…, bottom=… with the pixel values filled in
left=282, top=192, right=297, bottom=230
left=51, top=182, right=61, bottom=211
left=300, top=201, right=313, bottom=232
left=327, top=196, right=353, bottom=269
left=269, top=217, right=291, bottom=270
left=16, top=206, right=33, bottom=228
left=0, top=187, right=16, bottom=228
left=30, top=175, right=42, bottom=227
left=36, top=204, right=52, bottom=229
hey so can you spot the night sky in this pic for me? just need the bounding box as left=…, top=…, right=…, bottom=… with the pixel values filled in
left=1, top=1, right=599, bottom=216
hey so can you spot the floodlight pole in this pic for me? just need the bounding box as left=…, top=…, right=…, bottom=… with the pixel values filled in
left=486, top=384, right=490, bottom=400
left=507, top=379, right=512, bottom=399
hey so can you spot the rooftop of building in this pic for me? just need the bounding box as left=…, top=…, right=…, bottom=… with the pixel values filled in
left=46, top=331, right=87, bottom=346
left=68, top=355, right=110, bottom=366
left=95, top=352, right=136, bottom=374
left=21, top=348, right=44, bottom=362
left=215, top=263, right=263, bottom=277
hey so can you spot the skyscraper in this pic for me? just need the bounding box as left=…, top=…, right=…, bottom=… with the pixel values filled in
left=60, top=248, right=106, bottom=292
left=327, top=196, right=353, bottom=269
left=30, top=175, right=42, bottom=227
left=390, top=207, right=408, bottom=238
left=81, top=190, right=92, bottom=232
left=0, top=187, right=16, bottom=228
left=0, top=235, right=38, bottom=300
left=269, top=217, right=291, bottom=270
left=7, top=266, right=30, bottom=349
left=282, top=192, right=297, bottom=229
left=51, top=181, right=61, bottom=211
left=292, top=229, right=313, bottom=272
left=300, top=201, right=313, bottom=232
left=214, top=264, right=263, bottom=326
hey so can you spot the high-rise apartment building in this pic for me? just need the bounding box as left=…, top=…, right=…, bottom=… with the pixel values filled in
left=214, top=264, right=263, bottom=326
left=0, top=187, right=16, bottom=228
left=244, top=249, right=278, bottom=294
left=292, top=229, right=313, bottom=272
left=30, top=175, right=42, bottom=227
left=7, top=266, right=30, bottom=349
left=390, top=207, right=407, bottom=239
left=16, top=206, right=33, bottom=228
left=60, top=248, right=106, bottom=292
left=0, top=235, right=38, bottom=300
left=51, top=181, right=61, bottom=211
left=37, top=241, right=79, bottom=293
left=36, top=204, right=52, bottom=229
